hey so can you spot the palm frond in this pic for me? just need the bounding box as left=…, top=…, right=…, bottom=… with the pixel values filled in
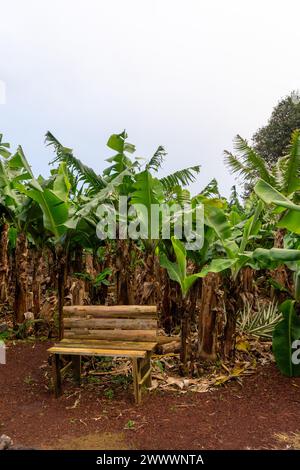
left=160, top=165, right=200, bottom=192
left=282, top=129, right=300, bottom=195
left=45, top=131, right=106, bottom=192
left=200, top=178, right=220, bottom=198
left=225, top=136, right=275, bottom=186
left=0, top=133, right=11, bottom=159
left=145, top=146, right=167, bottom=172
left=228, top=185, right=240, bottom=206
left=272, top=156, right=288, bottom=191
left=224, top=150, right=250, bottom=179
left=167, top=185, right=191, bottom=204
left=234, top=135, right=275, bottom=184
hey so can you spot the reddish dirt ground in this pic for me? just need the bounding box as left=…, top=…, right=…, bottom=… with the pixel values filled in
left=1, top=341, right=300, bottom=450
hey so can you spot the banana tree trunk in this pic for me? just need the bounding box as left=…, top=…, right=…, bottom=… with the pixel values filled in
left=198, top=273, right=221, bottom=361
left=73, top=246, right=83, bottom=274
left=160, top=269, right=172, bottom=334
left=116, top=240, right=130, bottom=304
left=56, top=246, right=67, bottom=340
left=180, top=299, right=190, bottom=375
left=14, top=232, right=28, bottom=323
left=71, top=278, right=85, bottom=305
left=270, top=228, right=290, bottom=298
left=222, top=280, right=239, bottom=359
left=32, top=248, right=43, bottom=317
left=0, top=223, right=9, bottom=303
left=49, top=249, right=57, bottom=286
left=223, top=311, right=237, bottom=358
left=140, top=252, right=159, bottom=305
left=240, top=266, right=254, bottom=294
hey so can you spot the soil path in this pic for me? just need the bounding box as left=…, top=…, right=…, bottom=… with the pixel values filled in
left=0, top=341, right=299, bottom=450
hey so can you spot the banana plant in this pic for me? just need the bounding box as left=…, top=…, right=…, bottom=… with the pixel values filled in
left=273, top=300, right=300, bottom=376
left=254, top=178, right=300, bottom=234
left=45, top=131, right=107, bottom=196
left=253, top=178, right=300, bottom=295
left=0, top=145, right=36, bottom=323
left=6, top=147, right=73, bottom=337
left=206, top=200, right=266, bottom=356
left=201, top=198, right=264, bottom=280
left=16, top=164, right=71, bottom=239
left=160, top=236, right=235, bottom=298
left=225, top=129, right=300, bottom=196
left=160, top=236, right=235, bottom=369
left=130, top=170, right=164, bottom=251
left=253, top=179, right=300, bottom=375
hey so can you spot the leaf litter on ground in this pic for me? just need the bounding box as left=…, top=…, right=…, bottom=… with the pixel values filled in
left=80, top=333, right=273, bottom=395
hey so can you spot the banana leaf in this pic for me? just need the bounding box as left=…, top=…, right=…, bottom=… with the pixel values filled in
left=273, top=300, right=300, bottom=376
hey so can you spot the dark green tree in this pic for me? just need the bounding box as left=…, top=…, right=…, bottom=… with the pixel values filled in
left=252, top=91, right=300, bottom=164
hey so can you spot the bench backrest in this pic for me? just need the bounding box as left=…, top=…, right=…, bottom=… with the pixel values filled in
left=63, top=305, right=158, bottom=342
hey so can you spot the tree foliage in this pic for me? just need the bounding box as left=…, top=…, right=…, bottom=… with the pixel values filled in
left=252, top=91, right=300, bottom=164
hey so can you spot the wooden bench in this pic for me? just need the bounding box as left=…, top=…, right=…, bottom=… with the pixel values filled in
left=47, top=305, right=158, bottom=404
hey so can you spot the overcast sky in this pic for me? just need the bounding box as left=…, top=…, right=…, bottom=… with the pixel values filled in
left=1, top=0, right=300, bottom=196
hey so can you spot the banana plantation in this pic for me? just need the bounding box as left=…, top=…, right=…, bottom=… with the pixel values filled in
left=1, top=127, right=300, bottom=450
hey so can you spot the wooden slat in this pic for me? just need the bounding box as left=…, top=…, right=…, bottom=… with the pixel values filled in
left=48, top=346, right=147, bottom=358
left=64, top=317, right=157, bottom=330
left=60, top=361, right=73, bottom=379
left=133, top=358, right=142, bottom=404
left=55, top=338, right=157, bottom=351
left=64, top=329, right=157, bottom=342
left=139, top=367, right=151, bottom=386
left=63, top=305, right=157, bottom=319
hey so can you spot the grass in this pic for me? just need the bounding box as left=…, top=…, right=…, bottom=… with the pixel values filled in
left=0, top=330, right=11, bottom=341
left=104, top=389, right=114, bottom=400
left=88, top=376, right=102, bottom=384
left=111, top=375, right=132, bottom=389
left=124, top=420, right=135, bottom=430
left=23, top=374, right=34, bottom=385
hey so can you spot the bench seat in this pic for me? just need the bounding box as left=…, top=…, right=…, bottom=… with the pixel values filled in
left=51, top=338, right=157, bottom=351
left=49, top=345, right=148, bottom=358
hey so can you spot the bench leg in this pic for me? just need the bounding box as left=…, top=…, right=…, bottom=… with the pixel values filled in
left=143, top=352, right=152, bottom=388
left=132, top=353, right=152, bottom=404
left=132, top=358, right=142, bottom=405
left=72, top=355, right=81, bottom=385
left=52, top=354, right=62, bottom=398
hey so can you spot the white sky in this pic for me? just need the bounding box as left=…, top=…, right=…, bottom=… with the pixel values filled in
left=1, top=0, right=300, bottom=196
